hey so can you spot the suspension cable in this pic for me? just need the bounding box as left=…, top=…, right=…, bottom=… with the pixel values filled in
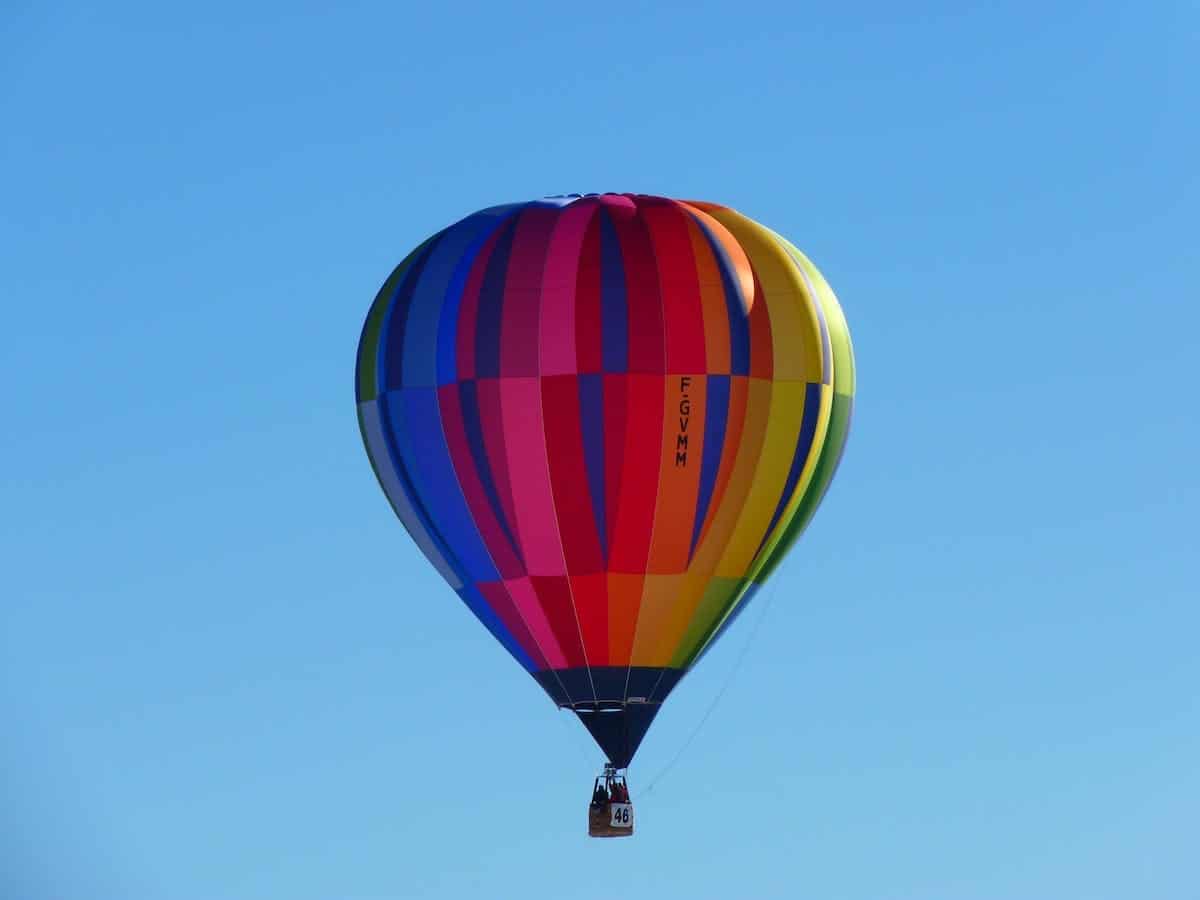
left=639, top=576, right=782, bottom=797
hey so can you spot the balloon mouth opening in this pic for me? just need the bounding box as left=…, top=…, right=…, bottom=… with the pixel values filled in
left=572, top=701, right=626, bottom=714
left=571, top=699, right=657, bottom=714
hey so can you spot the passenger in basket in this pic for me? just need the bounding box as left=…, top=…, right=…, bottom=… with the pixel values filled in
left=592, top=782, right=609, bottom=807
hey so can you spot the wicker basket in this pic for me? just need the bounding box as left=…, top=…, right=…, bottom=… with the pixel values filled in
left=588, top=802, right=635, bottom=838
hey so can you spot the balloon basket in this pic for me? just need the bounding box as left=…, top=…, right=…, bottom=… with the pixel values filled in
left=587, top=764, right=635, bottom=838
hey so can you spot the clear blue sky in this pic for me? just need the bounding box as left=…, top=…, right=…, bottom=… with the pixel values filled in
left=3, top=2, right=1197, bottom=898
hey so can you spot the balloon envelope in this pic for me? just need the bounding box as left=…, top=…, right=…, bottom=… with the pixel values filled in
left=356, top=194, right=854, bottom=767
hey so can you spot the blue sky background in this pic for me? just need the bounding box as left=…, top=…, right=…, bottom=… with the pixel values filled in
left=3, top=2, right=1197, bottom=898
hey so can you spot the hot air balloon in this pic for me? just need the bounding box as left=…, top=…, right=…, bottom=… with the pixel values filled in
left=355, top=193, right=854, bottom=837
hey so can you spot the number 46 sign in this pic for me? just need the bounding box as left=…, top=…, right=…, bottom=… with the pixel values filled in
left=609, top=803, right=633, bottom=828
